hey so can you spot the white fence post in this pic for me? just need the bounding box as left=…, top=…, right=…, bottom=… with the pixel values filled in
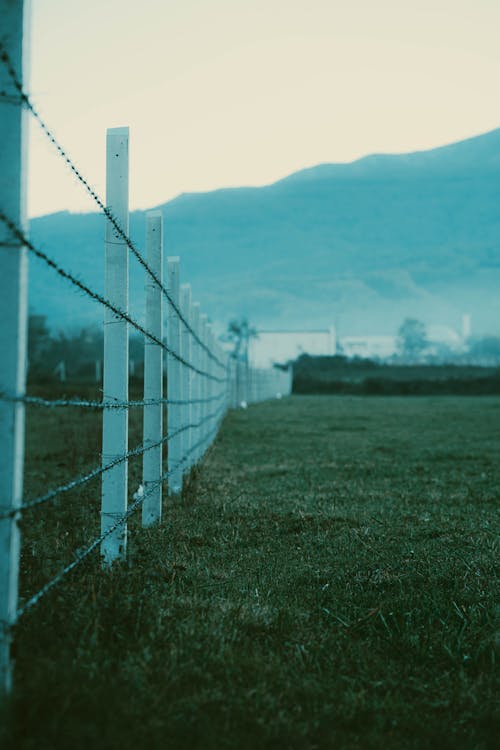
left=207, top=324, right=214, bottom=449
left=243, top=361, right=248, bottom=405
left=167, top=257, right=182, bottom=494
left=180, top=283, right=192, bottom=473
left=235, top=360, right=241, bottom=406
left=242, top=361, right=248, bottom=405
left=199, top=314, right=208, bottom=457
left=101, top=127, right=129, bottom=565
left=230, top=357, right=237, bottom=408
left=224, top=351, right=231, bottom=412
left=232, top=359, right=238, bottom=408
left=191, top=302, right=201, bottom=462
left=0, top=0, right=30, bottom=694
left=142, top=211, right=163, bottom=526
left=207, top=325, right=215, bottom=449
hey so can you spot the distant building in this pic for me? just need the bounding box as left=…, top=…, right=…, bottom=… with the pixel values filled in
left=426, top=324, right=462, bottom=354
left=248, top=327, right=336, bottom=369
left=341, top=336, right=396, bottom=359
left=248, top=316, right=472, bottom=367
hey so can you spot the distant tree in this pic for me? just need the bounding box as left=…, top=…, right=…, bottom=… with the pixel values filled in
left=27, top=321, right=106, bottom=381
left=397, top=318, right=428, bottom=361
left=28, top=314, right=52, bottom=364
left=224, top=318, right=258, bottom=364
left=467, top=336, right=500, bottom=363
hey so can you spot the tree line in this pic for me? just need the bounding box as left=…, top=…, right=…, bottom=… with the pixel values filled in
left=27, top=313, right=500, bottom=384
left=395, top=318, right=500, bottom=364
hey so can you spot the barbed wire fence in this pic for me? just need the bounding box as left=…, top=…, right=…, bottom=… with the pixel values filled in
left=0, top=6, right=292, bottom=696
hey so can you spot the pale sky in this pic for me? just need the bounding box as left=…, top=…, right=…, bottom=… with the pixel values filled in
left=27, top=0, right=500, bottom=217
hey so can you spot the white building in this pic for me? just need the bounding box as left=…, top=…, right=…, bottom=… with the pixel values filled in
left=248, top=328, right=336, bottom=368
left=341, top=320, right=469, bottom=359
left=248, top=317, right=471, bottom=367
left=341, top=336, right=396, bottom=359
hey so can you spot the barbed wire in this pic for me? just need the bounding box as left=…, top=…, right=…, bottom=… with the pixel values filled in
left=0, top=389, right=228, bottom=411
left=0, top=91, right=24, bottom=106
left=0, top=211, right=225, bottom=384
left=0, top=45, right=227, bottom=373
left=0, top=45, right=289, bottom=643
left=15, top=489, right=149, bottom=621
left=0, top=402, right=226, bottom=521
left=14, top=416, right=224, bottom=622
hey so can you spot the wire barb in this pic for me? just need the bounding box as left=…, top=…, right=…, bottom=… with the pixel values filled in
left=0, top=45, right=228, bottom=373
left=0, top=44, right=232, bottom=629
left=0, top=403, right=227, bottom=521
left=0, top=211, right=225, bottom=383
left=0, top=390, right=228, bottom=411
left=14, top=415, right=225, bottom=622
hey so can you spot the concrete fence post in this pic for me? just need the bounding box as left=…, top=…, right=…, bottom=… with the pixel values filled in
left=237, top=361, right=241, bottom=405
left=231, top=357, right=237, bottom=408
left=229, top=358, right=234, bottom=407
left=199, top=314, right=208, bottom=457
left=211, top=330, right=218, bottom=445
left=207, top=324, right=214, bottom=449
left=191, top=302, right=201, bottom=462
left=100, top=127, right=130, bottom=566
left=0, top=0, right=30, bottom=694
left=180, top=283, right=192, bottom=472
left=243, top=362, right=249, bottom=405
left=167, top=257, right=182, bottom=494
left=225, top=352, right=231, bottom=411
left=142, top=211, right=163, bottom=526
left=236, top=360, right=241, bottom=406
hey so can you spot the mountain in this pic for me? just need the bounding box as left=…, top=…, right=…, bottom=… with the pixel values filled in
left=29, top=128, right=500, bottom=337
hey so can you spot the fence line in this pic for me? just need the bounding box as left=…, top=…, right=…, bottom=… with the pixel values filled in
left=0, top=210, right=224, bottom=383
left=0, top=392, right=227, bottom=410
left=0, top=43, right=227, bottom=374
left=15, top=416, right=226, bottom=623
left=0, top=4, right=292, bottom=695
left=0, top=405, right=229, bottom=523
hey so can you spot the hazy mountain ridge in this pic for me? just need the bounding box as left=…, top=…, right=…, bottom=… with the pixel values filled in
left=279, top=128, right=500, bottom=184
left=29, top=128, right=500, bottom=336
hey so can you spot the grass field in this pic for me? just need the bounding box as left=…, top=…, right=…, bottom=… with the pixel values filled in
left=2, top=395, right=499, bottom=749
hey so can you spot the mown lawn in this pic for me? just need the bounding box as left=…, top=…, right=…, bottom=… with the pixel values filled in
left=2, top=395, right=499, bottom=749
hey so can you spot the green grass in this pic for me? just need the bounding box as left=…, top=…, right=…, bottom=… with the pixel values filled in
left=2, top=395, right=499, bottom=749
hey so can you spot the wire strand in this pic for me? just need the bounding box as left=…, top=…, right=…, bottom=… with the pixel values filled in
left=0, top=211, right=225, bottom=383
left=14, top=417, right=224, bottom=621
left=0, top=390, right=228, bottom=411
left=0, top=45, right=227, bottom=372
left=0, top=403, right=227, bottom=520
